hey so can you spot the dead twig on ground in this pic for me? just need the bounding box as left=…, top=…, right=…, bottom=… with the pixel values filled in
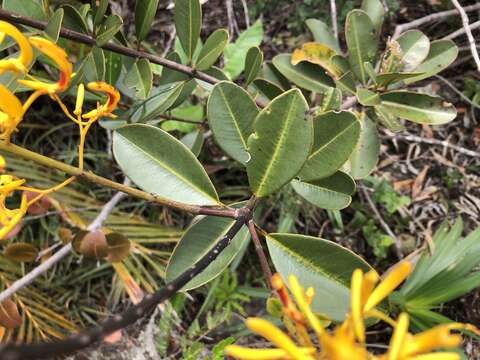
left=450, top=0, right=480, bottom=72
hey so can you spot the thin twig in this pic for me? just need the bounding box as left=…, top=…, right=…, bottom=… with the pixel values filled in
left=247, top=220, right=272, bottom=287
left=0, top=209, right=252, bottom=360
left=392, top=133, right=480, bottom=158
left=240, top=0, right=250, bottom=27
left=449, top=0, right=480, bottom=72
left=0, top=187, right=129, bottom=304
left=444, top=19, right=480, bottom=40
left=434, top=75, right=480, bottom=110
left=392, top=2, right=480, bottom=39
left=360, top=187, right=402, bottom=259
left=0, top=141, right=238, bottom=218
left=0, top=9, right=218, bottom=84
left=330, top=0, right=339, bottom=42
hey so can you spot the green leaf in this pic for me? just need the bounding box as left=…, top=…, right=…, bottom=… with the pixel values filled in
left=104, top=50, right=122, bottom=85
left=207, top=81, right=259, bottom=164
left=374, top=105, right=405, bottom=132
left=128, top=82, right=188, bottom=123
left=262, top=61, right=291, bottom=90
left=244, top=46, right=263, bottom=85
left=404, top=40, right=458, bottom=84
left=96, top=15, right=123, bottom=46
left=3, top=0, right=47, bottom=21
left=125, top=59, right=153, bottom=99
left=195, top=29, right=229, bottom=71
left=174, top=0, right=202, bottom=62
left=375, top=72, right=424, bottom=88
left=93, top=0, right=109, bottom=26
left=335, top=71, right=356, bottom=95
left=44, top=8, right=64, bottom=43
left=166, top=205, right=250, bottom=290
left=272, top=54, right=334, bottom=94
left=345, top=10, right=377, bottom=84
left=319, top=87, right=342, bottom=112
left=253, top=78, right=283, bottom=100
left=85, top=47, right=105, bottom=82
left=181, top=129, right=204, bottom=157
left=396, top=30, right=430, bottom=72
left=357, top=88, right=381, bottom=106
left=305, top=19, right=340, bottom=53
left=266, top=233, right=373, bottom=321
left=379, top=91, right=457, bottom=125
left=361, top=0, right=384, bottom=33
left=348, top=113, right=379, bottom=179
left=292, top=171, right=356, bottom=210
left=61, top=4, right=89, bottom=33
left=224, top=20, right=263, bottom=80
left=299, top=111, right=360, bottom=181
left=160, top=52, right=190, bottom=84
left=113, top=124, right=219, bottom=205
left=135, top=0, right=160, bottom=42
left=247, top=89, right=312, bottom=197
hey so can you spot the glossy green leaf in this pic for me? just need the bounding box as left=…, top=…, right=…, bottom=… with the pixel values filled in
left=247, top=89, right=312, bottom=197
left=244, top=47, right=263, bottom=85
left=361, top=0, right=384, bottom=33
left=396, top=30, right=430, bottom=71
left=345, top=10, right=377, bottom=84
left=195, top=29, right=229, bottom=71
left=44, top=8, right=64, bottom=43
left=253, top=78, right=283, bottom=100
left=96, top=15, right=123, bottom=46
left=174, top=0, right=202, bottom=62
left=113, top=124, right=219, bottom=205
left=404, top=40, right=458, bottom=84
left=357, top=88, right=380, bottom=106
left=129, top=82, right=186, bottom=123
left=93, top=0, right=109, bottom=26
left=305, top=19, right=340, bottom=53
left=374, top=105, right=405, bottom=132
left=224, top=20, right=264, bottom=80
left=292, top=171, right=355, bottom=210
left=104, top=50, right=122, bottom=85
left=272, top=54, right=334, bottom=93
left=266, top=233, right=373, bottom=321
left=125, top=59, right=153, bottom=99
left=61, top=4, right=89, bottom=33
left=348, top=113, right=379, bottom=179
left=379, top=91, right=457, bottom=125
left=299, top=111, right=360, bottom=181
left=166, top=205, right=250, bottom=290
left=207, top=81, right=259, bottom=164
left=135, top=0, right=160, bottom=42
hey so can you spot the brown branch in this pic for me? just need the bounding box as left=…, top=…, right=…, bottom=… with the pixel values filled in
left=0, top=9, right=219, bottom=84
left=0, top=210, right=252, bottom=360
left=247, top=220, right=273, bottom=287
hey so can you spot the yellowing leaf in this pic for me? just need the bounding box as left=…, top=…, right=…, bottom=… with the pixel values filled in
left=291, top=42, right=340, bottom=76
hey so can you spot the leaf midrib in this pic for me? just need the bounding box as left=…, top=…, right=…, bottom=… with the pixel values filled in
left=117, top=132, right=218, bottom=204
left=308, top=120, right=358, bottom=160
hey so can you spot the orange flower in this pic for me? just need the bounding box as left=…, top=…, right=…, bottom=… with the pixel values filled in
left=0, top=21, right=33, bottom=74
left=82, top=82, right=121, bottom=120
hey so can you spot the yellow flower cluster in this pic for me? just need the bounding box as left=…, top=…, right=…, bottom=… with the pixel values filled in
left=226, top=262, right=479, bottom=360
left=0, top=21, right=120, bottom=240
